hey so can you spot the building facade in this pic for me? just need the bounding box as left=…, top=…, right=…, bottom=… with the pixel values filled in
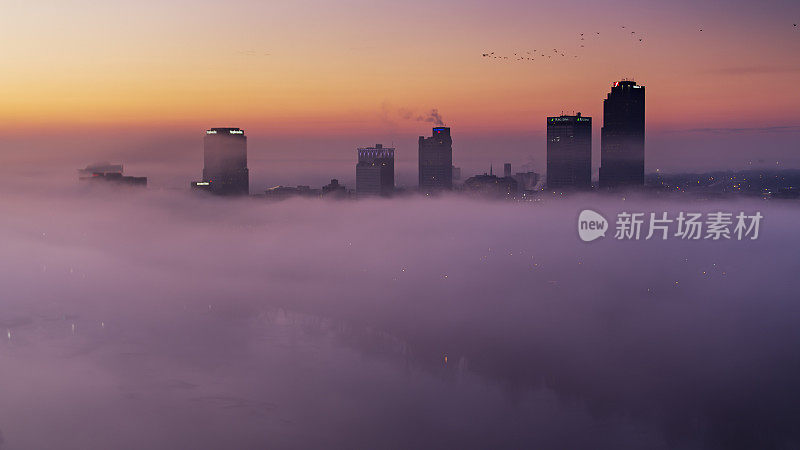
left=600, top=80, right=645, bottom=188
left=356, top=144, right=395, bottom=198
left=546, top=113, right=592, bottom=190
left=418, top=127, right=453, bottom=192
left=199, top=127, right=249, bottom=195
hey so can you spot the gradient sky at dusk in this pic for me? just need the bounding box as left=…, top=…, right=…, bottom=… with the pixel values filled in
left=2, top=0, right=799, bottom=182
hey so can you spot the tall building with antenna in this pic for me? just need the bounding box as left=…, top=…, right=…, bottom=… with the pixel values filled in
left=599, top=80, right=645, bottom=188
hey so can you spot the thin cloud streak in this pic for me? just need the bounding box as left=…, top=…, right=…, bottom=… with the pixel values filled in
left=705, top=65, right=800, bottom=75
left=683, top=125, right=800, bottom=134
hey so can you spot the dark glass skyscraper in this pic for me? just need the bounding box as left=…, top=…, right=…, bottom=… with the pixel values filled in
left=201, top=127, right=249, bottom=195
left=418, top=127, right=453, bottom=192
left=600, top=80, right=645, bottom=188
left=546, top=113, right=592, bottom=190
left=356, top=144, right=395, bottom=198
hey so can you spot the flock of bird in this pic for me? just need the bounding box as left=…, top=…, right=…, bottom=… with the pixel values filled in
left=481, top=23, right=798, bottom=63
left=480, top=26, right=647, bottom=63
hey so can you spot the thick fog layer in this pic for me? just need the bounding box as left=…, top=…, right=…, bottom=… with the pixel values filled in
left=1, top=177, right=799, bottom=449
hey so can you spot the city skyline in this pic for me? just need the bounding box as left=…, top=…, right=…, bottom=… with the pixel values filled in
left=2, top=2, right=800, bottom=448
left=107, top=79, right=636, bottom=194
left=75, top=73, right=794, bottom=196
left=1, top=0, right=799, bottom=177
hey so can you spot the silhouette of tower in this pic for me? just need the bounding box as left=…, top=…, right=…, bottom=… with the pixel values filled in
left=418, top=127, right=453, bottom=192
left=600, top=80, right=645, bottom=188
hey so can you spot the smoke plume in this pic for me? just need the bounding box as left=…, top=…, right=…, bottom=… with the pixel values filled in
left=417, top=108, right=445, bottom=126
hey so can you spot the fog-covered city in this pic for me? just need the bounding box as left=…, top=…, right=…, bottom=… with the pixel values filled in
left=3, top=0, right=800, bottom=448
left=1, top=173, right=798, bottom=449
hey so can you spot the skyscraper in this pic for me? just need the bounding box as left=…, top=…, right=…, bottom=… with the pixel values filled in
left=600, top=80, right=645, bottom=188
left=418, top=127, right=453, bottom=192
left=504, top=163, right=512, bottom=178
left=546, top=113, right=592, bottom=190
left=356, top=144, right=395, bottom=198
left=197, top=127, right=249, bottom=195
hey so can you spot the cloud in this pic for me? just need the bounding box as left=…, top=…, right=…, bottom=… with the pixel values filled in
left=416, top=108, right=445, bottom=126
left=377, top=104, right=445, bottom=127
left=0, top=176, right=799, bottom=449
left=684, top=125, right=800, bottom=134
left=238, top=50, right=271, bottom=56
left=705, top=65, right=800, bottom=75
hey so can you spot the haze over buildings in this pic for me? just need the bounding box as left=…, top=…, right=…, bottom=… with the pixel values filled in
left=464, top=167, right=519, bottom=197
left=2, top=1, right=800, bottom=449
left=78, top=163, right=147, bottom=186
left=195, top=127, right=249, bottom=195
left=1, top=179, right=799, bottom=449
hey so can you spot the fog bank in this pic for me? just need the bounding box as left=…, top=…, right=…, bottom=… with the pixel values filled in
left=0, top=177, right=799, bottom=449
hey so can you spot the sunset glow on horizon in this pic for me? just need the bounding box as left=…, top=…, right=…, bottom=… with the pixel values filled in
left=4, top=3, right=800, bottom=449
left=1, top=0, right=799, bottom=181
left=3, top=0, right=799, bottom=136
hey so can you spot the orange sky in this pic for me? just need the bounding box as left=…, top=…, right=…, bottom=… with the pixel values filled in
left=2, top=0, right=799, bottom=136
